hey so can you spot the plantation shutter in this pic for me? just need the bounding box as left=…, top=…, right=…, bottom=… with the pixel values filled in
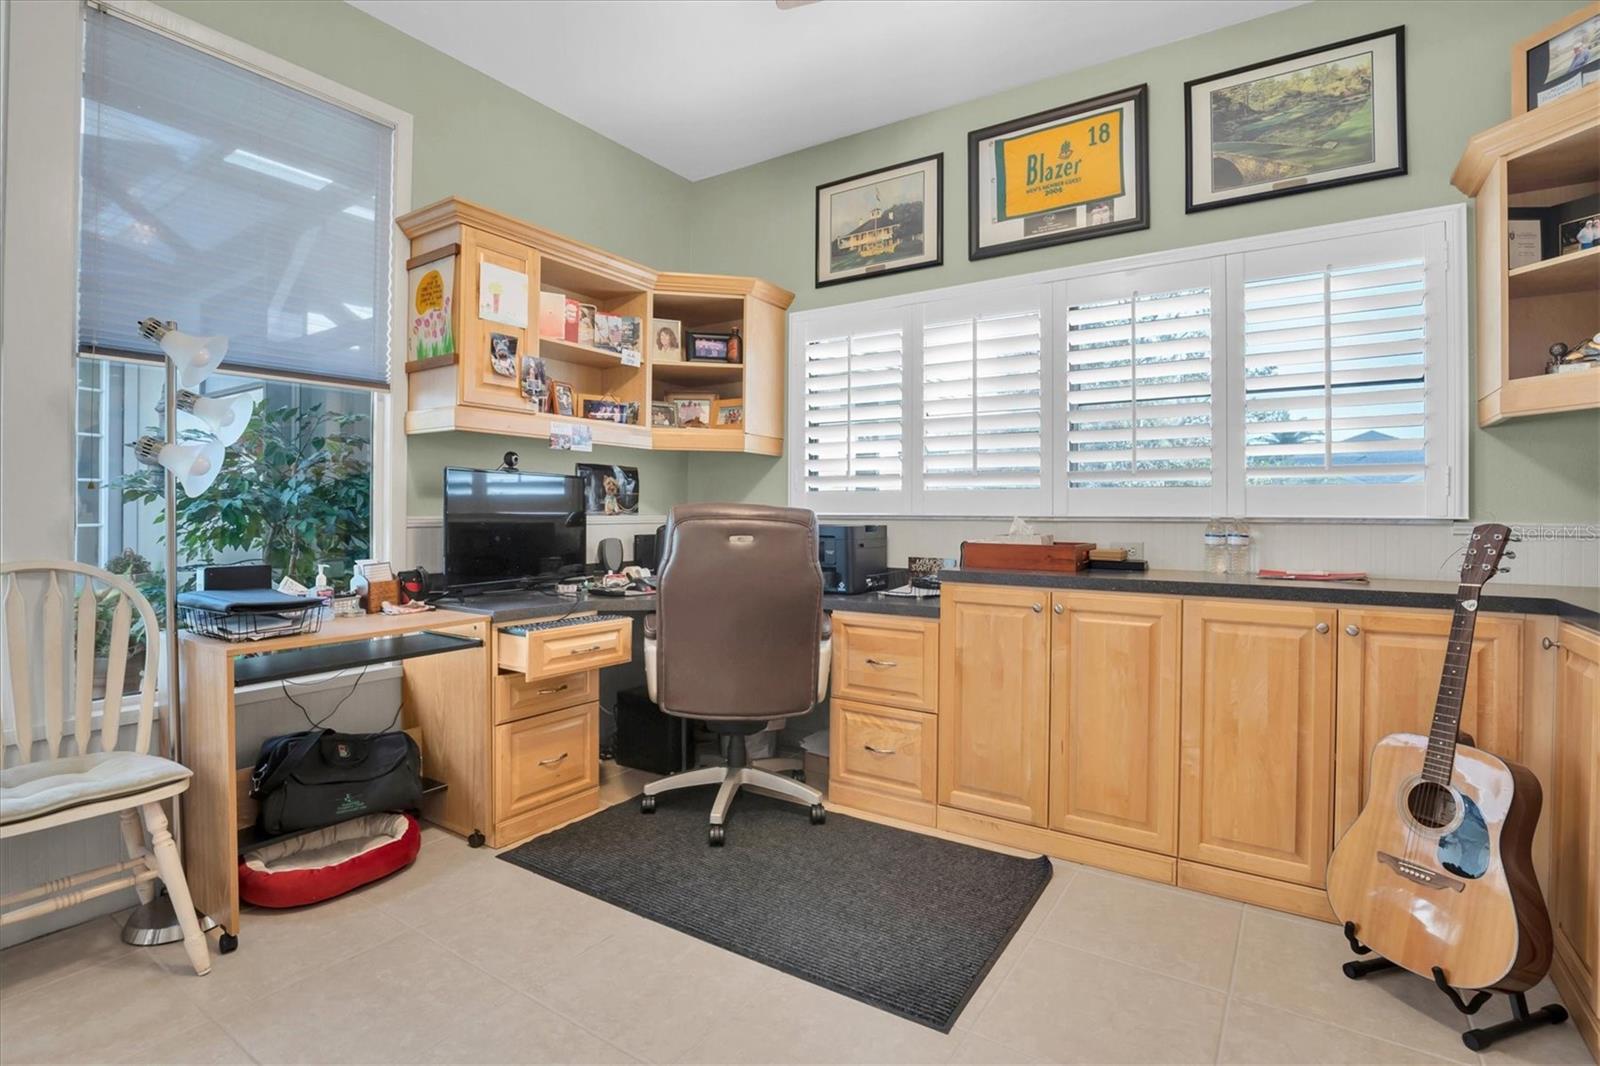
left=921, top=290, right=1047, bottom=513
left=1238, top=224, right=1445, bottom=517
left=79, top=8, right=396, bottom=388
left=1061, top=261, right=1223, bottom=515
left=797, top=313, right=907, bottom=511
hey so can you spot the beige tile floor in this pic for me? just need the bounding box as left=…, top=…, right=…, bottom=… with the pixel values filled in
left=0, top=763, right=1592, bottom=1066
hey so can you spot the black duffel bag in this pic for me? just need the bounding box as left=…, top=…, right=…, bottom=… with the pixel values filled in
left=250, top=729, right=422, bottom=835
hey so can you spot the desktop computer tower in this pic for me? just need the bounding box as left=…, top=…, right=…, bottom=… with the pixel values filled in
left=613, top=686, right=690, bottom=775
left=818, top=524, right=888, bottom=594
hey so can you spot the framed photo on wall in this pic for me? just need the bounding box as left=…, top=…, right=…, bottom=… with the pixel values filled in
left=815, top=153, right=942, bottom=288
left=968, top=85, right=1148, bottom=260
left=1185, top=27, right=1406, bottom=213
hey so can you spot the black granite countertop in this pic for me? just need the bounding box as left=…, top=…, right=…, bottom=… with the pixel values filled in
left=436, top=588, right=940, bottom=624
left=941, top=567, right=1600, bottom=629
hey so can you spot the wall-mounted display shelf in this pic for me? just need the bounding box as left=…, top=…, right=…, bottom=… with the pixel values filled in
left=397, top=198, right=793, bottom=455
left=1453, top=84, right=1600, bottom=425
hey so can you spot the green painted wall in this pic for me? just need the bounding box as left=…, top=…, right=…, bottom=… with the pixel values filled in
left=681, top=0, right=1600, bottom=521
left=157, top=0, right=696, bottom=517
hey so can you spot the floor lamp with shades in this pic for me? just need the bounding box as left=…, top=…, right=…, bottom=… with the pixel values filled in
left=119, top=317, right=250, bottom=947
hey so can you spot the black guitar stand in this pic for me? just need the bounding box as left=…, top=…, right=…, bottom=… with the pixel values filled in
left=1341, top=923, right=1568, bottom=1051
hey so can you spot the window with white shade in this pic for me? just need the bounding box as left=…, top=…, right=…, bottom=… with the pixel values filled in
left=796, top=314, right=907, bottom=511
left=921, top=290, right=1046, bottom=514
left=78, top=6, right=396, bottom=388
left=788, top=206, right=1464, bottom=520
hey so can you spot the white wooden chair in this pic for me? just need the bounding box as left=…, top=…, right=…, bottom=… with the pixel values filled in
left=0, top=561, right=210, bottom=976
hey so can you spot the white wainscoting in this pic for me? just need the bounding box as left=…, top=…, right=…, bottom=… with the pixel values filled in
left=406, top=514, right=667, bottom=575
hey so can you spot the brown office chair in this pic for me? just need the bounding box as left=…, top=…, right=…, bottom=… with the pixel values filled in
left=640, top=503, right=830, bottom=845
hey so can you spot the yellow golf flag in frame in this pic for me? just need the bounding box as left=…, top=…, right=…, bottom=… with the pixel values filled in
left=969, top=85, right=1148, bottom=261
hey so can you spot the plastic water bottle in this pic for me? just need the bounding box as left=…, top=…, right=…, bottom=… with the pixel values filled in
left=1227, top=519, right=1253, bottom=576
left=1205, top=519, right=1228, bottom=574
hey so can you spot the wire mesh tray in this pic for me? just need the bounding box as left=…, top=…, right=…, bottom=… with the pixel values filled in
left=180, top=603, right=325, bottom=643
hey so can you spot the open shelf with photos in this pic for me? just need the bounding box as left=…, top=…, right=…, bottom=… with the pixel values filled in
left=1454, top=82, right=1600, bottom=425
left=397, top=199, right=792, bottom=454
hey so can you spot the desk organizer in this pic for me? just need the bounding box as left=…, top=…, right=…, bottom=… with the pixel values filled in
left=178, top=603, right=323, bottom=642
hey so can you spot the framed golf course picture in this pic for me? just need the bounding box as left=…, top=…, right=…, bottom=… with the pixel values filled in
left=968, top=85, right=1149, bottom=260
left=815, top=154, right=943, bottom=288
left=1185, top=27, right=1406, bottom=213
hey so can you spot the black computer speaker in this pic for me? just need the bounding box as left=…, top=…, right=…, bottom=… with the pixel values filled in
left=597, top=537, right=625, bottom=573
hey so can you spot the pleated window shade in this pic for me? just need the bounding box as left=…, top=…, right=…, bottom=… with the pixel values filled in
left=800, top=324, right=905, bottom=499
left=1241, top=232, right=1429, bottom=489
left=78, top=8, right=395, bottom=388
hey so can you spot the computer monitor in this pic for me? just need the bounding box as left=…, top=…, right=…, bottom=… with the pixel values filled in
left=442, top=467, right=586, bottom=593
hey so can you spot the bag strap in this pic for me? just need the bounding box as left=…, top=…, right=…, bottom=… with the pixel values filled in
left=251, top=729, right=326, bottom=796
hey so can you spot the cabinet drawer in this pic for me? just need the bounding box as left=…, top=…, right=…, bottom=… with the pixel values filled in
left=494, top=669, right=596, bottom=725
left=831, top=699, right=936, bottom=806
left=494, top=702, right=599, bottom=821
left=497, top=616, right=631, bottom=681
left=832, top=613, right=939, bottom=712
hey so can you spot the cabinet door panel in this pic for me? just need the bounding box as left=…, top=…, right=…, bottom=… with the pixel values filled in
left=1050, top=592, right=1179, bottom=855
left=938, top=584, right=1050, bottom=826
left=1180, top=599, right=1336, bottom=886
left=459, top=229, right=537, bottom=411
left=1552, top=623, right=1599, bottom=1011
left=1334, top=609, right=1522, bottom=837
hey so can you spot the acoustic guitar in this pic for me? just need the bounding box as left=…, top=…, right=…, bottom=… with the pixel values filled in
left=1327, top=523, right=1552, bottom=993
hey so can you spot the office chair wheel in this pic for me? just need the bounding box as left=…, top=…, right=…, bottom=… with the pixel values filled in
left=810, top=804, right=826, bottom=825
left=218, top=932, right=239, bottom=954
left=708, top=824, right=726, bottom=846
left=640, top=794, right=657, bottom=813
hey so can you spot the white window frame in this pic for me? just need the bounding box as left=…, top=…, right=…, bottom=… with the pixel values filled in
left=787, top=204, right=1467, bottom=522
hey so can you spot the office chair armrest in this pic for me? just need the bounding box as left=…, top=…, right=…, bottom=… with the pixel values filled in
left=643, top=613, right=658, bottom=641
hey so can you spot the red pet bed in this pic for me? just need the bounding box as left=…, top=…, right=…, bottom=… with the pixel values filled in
left=239, top=812, right=420, bottom=908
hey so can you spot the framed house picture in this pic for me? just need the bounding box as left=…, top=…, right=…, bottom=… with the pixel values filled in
left=1513, top=4, right=1600, bottom=113
left=816, top=153, right=942, bottom=287
left=1185, top=27, right=1406, bottom=213
left=968, top=86, right=1148, bottom=260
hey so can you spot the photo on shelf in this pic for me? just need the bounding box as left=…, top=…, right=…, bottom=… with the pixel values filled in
left=1558, top=214, right=1600, bottom=256
left=650, top=401, right=676, bottom=428
left=580, top=395, right=635, bottom=424
left=520, top=355, right=549, bottom=410
left=576, top=462, right=640, bottom=516
left=551, top=380, right=576, bottom=417
left=578, top=303, right=597, bottom=346
left=670, top=393, right=715, bottom=429
left=712, top=398, right=744, bottom=428
left=653, top=318, right=683, bottom=363
left=686, top=332, right=732, bottom=362
left=488, top=332, right=518, bottom=377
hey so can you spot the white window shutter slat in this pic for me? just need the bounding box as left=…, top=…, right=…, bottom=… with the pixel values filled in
left=800, top=323, right=905, bottom=502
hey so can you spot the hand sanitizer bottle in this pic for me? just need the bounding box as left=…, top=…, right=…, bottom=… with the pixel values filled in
left=313, top=563, right=335, bottom=618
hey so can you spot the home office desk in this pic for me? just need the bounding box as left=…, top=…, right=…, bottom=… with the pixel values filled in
left=178, top=609, right=488, bottom=948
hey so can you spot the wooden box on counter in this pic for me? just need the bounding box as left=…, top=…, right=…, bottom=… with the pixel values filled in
left=959, top=541, right=1093, bottom=574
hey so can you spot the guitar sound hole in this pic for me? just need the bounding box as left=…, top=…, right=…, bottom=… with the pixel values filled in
left=1406, top=781, right=1457, bottom=829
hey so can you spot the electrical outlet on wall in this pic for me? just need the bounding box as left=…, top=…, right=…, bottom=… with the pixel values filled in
left=1106, top=541, right=1145, bottom=561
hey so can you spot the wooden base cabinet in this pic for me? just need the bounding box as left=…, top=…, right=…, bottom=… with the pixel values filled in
left=1549, top=622, right=1600, bottom=1055
left=1334, top=609, right=1523, bottom=837
left=1049, top=592, right=1180, bottom=855
left=938, top=584, right=1050, bottom=826
left=1180, top=599, right=1336, bottom=888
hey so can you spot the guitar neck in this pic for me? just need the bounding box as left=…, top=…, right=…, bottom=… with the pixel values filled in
left=1422, top=582, right=1482, bottom=785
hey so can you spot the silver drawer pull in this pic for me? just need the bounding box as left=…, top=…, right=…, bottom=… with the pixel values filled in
left=536, top=684, right=570, bottom=695
left=864, top=658, right=898, bottom=668
left=864, top=744, right=898, bottom=756
left=538, top=752, right=569, bottom=768
left=566, top=644, right=604, bottom=655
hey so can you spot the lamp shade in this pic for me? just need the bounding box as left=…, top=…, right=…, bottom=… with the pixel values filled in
left=176, top=390, right=254, bottom=447
left=134, top=435, right=226, bottom=497
left=138, top=318, right=229, bottom=389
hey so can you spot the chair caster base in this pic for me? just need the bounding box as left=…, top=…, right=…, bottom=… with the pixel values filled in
left=810, top=804, right=826, bottom=825
left=467, top=830, right=485, bottom=848
left=218, top=932, right=238, bottom=955
left=640, top=795, right=657, bottom=813
left=708, top=824, right=725, bottom=846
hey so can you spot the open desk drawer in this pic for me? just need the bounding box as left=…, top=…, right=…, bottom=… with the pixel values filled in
left=496, top=615, right=632, bottom=681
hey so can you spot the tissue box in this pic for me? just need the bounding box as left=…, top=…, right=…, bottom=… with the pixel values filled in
left=960, top=541, right=1093, bottom=573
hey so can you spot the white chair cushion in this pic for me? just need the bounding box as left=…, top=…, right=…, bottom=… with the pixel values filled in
left=0, top=751, right=191, bottom=825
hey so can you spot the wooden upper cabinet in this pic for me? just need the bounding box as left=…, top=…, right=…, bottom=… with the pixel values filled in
left=1333, top=608, right=1523, bottom=837
left=938, top=584, right=1050, bottom=826
left=1180, top=599, right=1336, bottom=887
left=1049, top=591, right=1179, bottom=855
left=1551, top=622, right=1599, bottom=1027
left=459, top=229, right=538, bottom=412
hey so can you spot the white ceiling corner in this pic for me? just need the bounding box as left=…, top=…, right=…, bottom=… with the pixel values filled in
left=349, top=0, right=1307, bottom=181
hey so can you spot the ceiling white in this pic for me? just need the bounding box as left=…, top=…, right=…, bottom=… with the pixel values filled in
left=350, top=0, right=1305, bottom=181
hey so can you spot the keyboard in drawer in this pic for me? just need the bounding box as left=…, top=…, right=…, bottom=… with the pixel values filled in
left=496, top=614, right=631, bottom=681
left=494, top=669, right=597, bottom=724
left=831, top=699, right=936, bottom=806
left=831, top=612, right=939, bottom=712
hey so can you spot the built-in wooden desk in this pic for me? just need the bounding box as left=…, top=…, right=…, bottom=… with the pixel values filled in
left=179, top=609, right=489, bottom=949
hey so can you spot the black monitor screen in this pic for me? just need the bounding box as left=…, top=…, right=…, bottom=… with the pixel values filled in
left=443, top=467, right=586, bottom=592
